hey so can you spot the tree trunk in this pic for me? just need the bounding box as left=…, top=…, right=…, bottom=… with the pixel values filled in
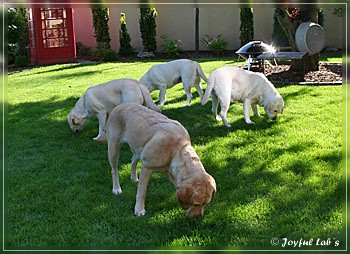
left=195, top=8, right=199, bottom=53
left=274, top=8, right=298, bottom=51
left=274, top=8, right=320, bottom=73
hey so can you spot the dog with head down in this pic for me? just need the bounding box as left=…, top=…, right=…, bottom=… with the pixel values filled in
left=201, top=66, right=284, bottom=127
left=106, top=103, right=216, bottom=217
left=140, top=59, right=208, bottom=106
left=68, top=78, right=160, bottom=142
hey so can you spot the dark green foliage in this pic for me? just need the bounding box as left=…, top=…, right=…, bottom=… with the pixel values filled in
left=91, top=8, right=111, bottom=51
left=139, top=8, right=157, bottom=53
left=94, top=48, right=118, bottom=62
left=8, top=8, right=29, bottom=65
left=101, top=49, right=118, bottom=62
left=332, top=8, right=343, bottom=17
left=201, top=34, right=228, bottom=55
left=239, top=8, right=254, bottom=46
left=14, top=55, right=30, bottom=67
left=119, top=12, right=133, bottom=57
left=318, top=8, right=324, bottom=27
left=76, top=42, right=95, bottom=59
left=160, top=35, right=182, bottom=58
left=272, top=14, right=289, bottom=47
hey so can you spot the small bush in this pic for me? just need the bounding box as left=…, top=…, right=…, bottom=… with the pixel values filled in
left=139, top=8, right=158, bottom=53
left=14, top=55, right=30, bottom=67
left=160, top=35, right=182, bottom=58
left=91, top=8, right=111, bottom=51
left=101, top=49, right=118, bottom=62
left=201, top=34, right=228, bottom=55
left=76, top=42, right=95, bottom=59
left=119, top=12, right=134, bottom=57
left=240, top=8, right=254, bottom=46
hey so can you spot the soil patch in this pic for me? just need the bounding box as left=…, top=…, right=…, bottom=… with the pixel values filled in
left=262, top=62, right=342, bottom=85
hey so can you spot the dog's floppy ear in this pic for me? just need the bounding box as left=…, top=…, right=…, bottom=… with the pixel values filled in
left=177, top=186, right=188, bottom=202
left=207, top=174, right=216, bottom=202
left=177, top=186, right=191, bottom=209
left=210, top=189, right=216, bottom=203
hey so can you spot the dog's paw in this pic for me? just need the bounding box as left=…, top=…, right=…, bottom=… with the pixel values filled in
left=112, top=188, right=122, bottom=195
left=93, top=134, right=107, bottom=143
left=131, top=175, right=139, bottom=183
left=246, top=121, right=255, bottom=125
left=134, top=208, right=146, bottom=216
left=215, top=115, right=222, bottom=122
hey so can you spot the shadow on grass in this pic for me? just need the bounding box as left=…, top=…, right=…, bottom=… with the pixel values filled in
left=6, top=89, right=344, bottom=248
left=162, top=100, right=282, bottom=141
left=27, top=62, right=102, bottom=76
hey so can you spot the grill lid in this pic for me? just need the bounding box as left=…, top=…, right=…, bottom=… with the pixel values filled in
left=236, top=41, right=276, bottom=59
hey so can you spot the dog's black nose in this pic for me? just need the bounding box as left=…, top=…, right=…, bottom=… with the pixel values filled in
left=75, top=129, right=79, bottom=133
left=272, top=116, right=277, bottom=120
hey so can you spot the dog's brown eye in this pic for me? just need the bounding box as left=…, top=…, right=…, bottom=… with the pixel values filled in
left=181, top=202, right=190, bottom=209
left=274, top=110, right=278, bottom=113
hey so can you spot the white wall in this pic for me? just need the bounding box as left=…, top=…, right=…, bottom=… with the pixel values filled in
left=74, top=6, right=343, bottom=52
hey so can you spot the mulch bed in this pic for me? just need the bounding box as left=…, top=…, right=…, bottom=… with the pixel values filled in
left=179, top=51, right=343, bottom=85
left=262, top=62, right=342, bottom=85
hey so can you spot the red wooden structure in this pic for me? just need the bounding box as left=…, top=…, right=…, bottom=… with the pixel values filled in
left=27, top=7, right=77, bottom=65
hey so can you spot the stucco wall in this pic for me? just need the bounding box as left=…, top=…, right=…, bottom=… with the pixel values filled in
left=73, top=8, right=96, bottom=48
left=322, top=8, right=344, bottom=49
left=73, top=6, right=343, bottom=53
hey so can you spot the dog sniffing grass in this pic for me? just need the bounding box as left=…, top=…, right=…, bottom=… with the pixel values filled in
left=6, top=56, right=344, bottom=248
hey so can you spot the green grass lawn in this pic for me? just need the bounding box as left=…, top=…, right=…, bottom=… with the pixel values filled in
left=5, top=56, right=345, bottom=250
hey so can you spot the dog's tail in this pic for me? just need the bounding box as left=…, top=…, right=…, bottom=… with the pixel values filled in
left=139, top=84, right=161, bottom=113
left=195, top=62, right=208, bottom=83
left=201, top=75, right=215, bottom=105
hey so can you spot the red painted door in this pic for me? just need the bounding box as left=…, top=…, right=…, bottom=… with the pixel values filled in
left=28, top=8, right=76, bottom=65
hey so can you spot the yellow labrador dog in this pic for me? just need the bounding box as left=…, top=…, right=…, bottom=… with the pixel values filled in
left=140, top=59, right=208, bottom=106
left=201, top=66, right=284, bottom=127
left=106, top=104, right=216, bottom=217
left=68, top=78, right=160, bottom=142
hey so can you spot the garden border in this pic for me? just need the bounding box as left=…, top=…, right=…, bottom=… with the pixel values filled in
left=273, top=81, right=343, bottom=87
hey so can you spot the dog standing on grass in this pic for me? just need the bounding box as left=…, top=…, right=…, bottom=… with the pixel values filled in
left=140, top=59, right=208, bottom=106
left=106, top=103, right=216, bottom=217
left=68, top=78, right=160, bottom=142
left=201, top=66, right=284, bottom=127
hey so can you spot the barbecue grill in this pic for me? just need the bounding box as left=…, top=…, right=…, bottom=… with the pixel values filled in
left=235, top=41, right=276, bottom=70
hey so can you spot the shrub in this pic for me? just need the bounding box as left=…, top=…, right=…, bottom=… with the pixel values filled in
left=14, top=55, right=30, bottom=67
left=240, top=8, right=254, bottom=46
left=201, top=34, right=228, bottom=55
left=139, top=8, right=157, bottom=53
left=160, top=35, right=182, bottom=58
left=76, top=42, right=95, bottom=59
left=101, top=49, right=118, bottom=62
left=91, top=8, right=111, bottom=51
left=119, top=12, right=134, bottom=57
left=8, top=8, right=29, bottom=57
